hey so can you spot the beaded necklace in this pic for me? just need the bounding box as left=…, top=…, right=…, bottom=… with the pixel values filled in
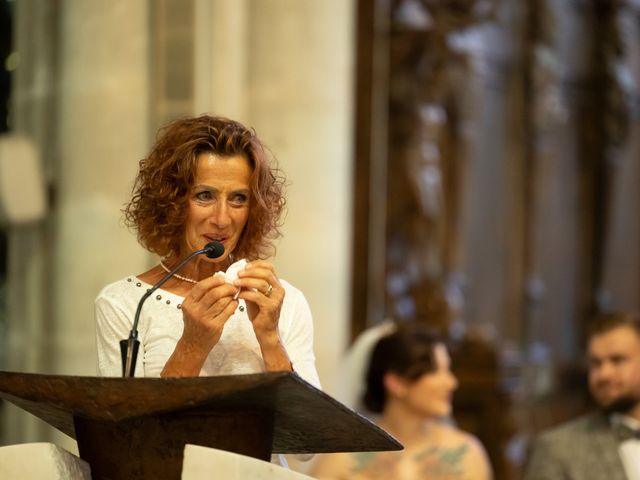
left=159, top=254, right=234, bottom=285
left=159, top=260, right=197, bottom=284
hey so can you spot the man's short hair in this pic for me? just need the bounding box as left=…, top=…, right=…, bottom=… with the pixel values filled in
left=586, top=311, right=640, bottom=342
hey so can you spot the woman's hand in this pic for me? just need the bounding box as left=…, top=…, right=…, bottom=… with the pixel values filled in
left=161, top=276, right=238, bottom=377
left=235, top=260, right=282, bottom=334
left=235, top=260, right=293, bottom=372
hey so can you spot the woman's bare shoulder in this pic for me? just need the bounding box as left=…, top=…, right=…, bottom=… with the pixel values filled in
left=310, top=451, right=402, bottom=480
left=430, top=421, right=484, bottom=445
left=411, top=422, right=493, bottom=480
left=310, top=452, right=357, bottom=480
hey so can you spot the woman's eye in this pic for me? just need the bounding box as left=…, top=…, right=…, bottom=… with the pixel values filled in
left=230, top=193, right=248, bottom=206
left=195, top=191, right=213, bottom=201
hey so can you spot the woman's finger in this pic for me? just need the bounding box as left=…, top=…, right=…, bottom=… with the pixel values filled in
left=187, top=275, right=227, bottom=302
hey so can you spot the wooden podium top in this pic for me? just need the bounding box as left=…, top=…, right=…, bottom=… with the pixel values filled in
left=0, top=370, right=401, bottom=454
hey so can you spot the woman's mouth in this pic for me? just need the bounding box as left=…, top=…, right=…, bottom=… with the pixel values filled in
left=205, top=235, right=227, bottom=244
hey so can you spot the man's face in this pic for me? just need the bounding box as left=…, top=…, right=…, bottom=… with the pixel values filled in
left=588, top=325, right=640, bottom=412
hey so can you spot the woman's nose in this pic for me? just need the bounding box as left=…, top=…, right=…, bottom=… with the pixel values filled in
left=449, top=371, right=459, bottom=390
left=210, top=201, right=231, bottom=228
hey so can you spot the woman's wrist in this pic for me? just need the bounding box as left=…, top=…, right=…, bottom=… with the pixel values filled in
left=161, top=338, right=209, bottom=377
left=254, top=328, right=281, bottom=347
left=257, top=335, right=293, bottom=372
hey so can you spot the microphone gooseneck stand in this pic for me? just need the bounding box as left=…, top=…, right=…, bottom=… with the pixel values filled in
left=120, top=241, right=224, bottom=377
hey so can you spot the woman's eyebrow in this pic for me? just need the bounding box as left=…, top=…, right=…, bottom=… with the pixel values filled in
left=193, top=185, right=250, bottom=195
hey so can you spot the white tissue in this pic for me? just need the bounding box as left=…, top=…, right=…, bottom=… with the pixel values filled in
left=213, top=259, right=248, bottom=299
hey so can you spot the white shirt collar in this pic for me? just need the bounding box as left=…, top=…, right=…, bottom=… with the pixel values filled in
left=611, top=413, right=640, bottom=431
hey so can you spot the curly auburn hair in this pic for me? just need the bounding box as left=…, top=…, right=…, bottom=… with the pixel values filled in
left=123, top=115, right=286, bottom=260
left=363, top=322, right=441, bottom=413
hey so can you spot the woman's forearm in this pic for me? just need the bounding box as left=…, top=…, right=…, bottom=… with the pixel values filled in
left=160, top=339, right=209, bottom=377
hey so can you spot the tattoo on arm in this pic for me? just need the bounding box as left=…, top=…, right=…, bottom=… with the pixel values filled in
left=350, top=452, right=400, bottom=477
left=348, top=444, right=470, bottom=479
left=414, top=444, right=469, bottom=478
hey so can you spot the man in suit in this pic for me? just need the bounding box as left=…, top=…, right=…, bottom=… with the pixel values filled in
left=525, top=311, right=640, bottom=480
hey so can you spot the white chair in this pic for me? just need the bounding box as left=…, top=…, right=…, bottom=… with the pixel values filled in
left=0, top=442, right=91, bottom=479
left=181, top=444, right=315, bottom=480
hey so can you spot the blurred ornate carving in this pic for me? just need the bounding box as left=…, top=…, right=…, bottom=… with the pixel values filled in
left=385, top=0, right=495, bottom=330
left=354, top=0, right=639, bottom=478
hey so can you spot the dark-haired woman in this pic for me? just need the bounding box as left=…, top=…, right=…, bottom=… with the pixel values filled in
left=95, top=114, right=320, bottom=387
left=311, top=322, right=491, bottom=480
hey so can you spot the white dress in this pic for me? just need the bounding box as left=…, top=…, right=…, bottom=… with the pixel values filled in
left=94, top=275, right=321, bottom=388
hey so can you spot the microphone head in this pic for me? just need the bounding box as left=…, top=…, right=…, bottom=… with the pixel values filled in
left=204, top=241, right=225, bottom=259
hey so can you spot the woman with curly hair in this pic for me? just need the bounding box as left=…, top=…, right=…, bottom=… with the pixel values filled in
left=310, top=321, right=492, bottom=480
left=95, top=114, right=320, bottom=386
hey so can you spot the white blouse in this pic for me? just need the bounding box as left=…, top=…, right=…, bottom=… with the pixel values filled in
left=94, top=275, right=321, bottom=388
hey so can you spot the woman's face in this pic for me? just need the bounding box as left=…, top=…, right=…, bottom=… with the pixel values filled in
left=403, top=343, right=458, bottom=418
left=181, top=152, right=252, bottom=262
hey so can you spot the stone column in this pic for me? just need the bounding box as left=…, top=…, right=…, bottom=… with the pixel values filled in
left=194, top=0, right=249, bottom=122
left=246, top=1, right=355, bottom=396
left=193, top=0, right=355, bottom=396
left=53, top=0, right=152, bottom=376
left=3, top=0, right=59, bottom=446
left=4, top=0, right=152, bottom=450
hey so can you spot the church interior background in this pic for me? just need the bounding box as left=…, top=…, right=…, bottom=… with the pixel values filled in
left=1, top=1, right=639, bottom=479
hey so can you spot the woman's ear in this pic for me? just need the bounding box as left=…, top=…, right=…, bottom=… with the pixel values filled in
left=383, top=372, right=409, bottom=399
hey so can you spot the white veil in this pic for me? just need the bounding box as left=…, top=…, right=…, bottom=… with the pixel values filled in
left=333, top=320, right=398, bottom=417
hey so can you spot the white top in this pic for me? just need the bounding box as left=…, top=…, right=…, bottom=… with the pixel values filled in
left=612, top=414, right=640, bottom=480
left=94, top=276, right=321, bottom=388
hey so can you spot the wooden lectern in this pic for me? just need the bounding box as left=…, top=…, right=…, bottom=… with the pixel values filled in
left=0, top=371, right=401, bottom=480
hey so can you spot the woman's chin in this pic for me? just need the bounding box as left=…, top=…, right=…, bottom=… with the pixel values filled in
left=428, top=405, right=452, bottom=419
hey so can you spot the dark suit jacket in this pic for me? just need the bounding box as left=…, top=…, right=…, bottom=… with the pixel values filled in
left=524, top=413, right=628, bottom=480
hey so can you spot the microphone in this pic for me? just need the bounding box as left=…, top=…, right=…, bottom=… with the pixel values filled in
left=120, top=241, right=225, bottom=377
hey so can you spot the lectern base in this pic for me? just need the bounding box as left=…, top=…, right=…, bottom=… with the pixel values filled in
left=75, top=412, right=273, bottom=480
